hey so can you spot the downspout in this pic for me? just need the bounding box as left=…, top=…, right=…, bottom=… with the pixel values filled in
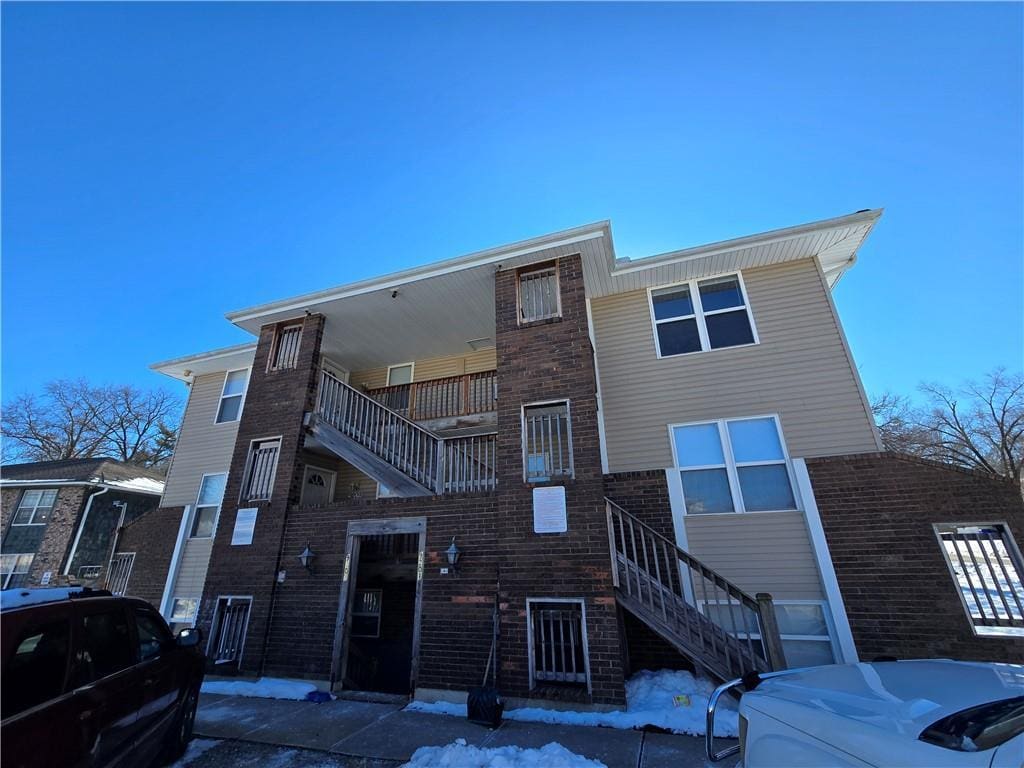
left=64, top=486, right=110, bottom=576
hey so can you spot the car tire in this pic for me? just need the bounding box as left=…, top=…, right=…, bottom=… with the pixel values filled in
left=161, top=685, right=199, bottom=764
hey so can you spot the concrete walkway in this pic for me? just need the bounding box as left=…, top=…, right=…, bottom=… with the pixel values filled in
left=194, top=693, right=726, bottom=768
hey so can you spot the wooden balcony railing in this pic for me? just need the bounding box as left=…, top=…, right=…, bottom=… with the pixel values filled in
left=365, top=370, right=496, bottom=421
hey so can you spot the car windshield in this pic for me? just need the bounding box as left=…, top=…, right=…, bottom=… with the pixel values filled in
left=919, top=696, right=1024, bottom=752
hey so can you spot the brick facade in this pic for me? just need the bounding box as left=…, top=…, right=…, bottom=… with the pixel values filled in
left=119, top=506, right=186, bottom=608
left=492, top=254, right=626, bottom=704
left=197, top=313, right=326, bottom=674
left=1, top=486, right=86, bottom=586
left=806, top=453, right=1024, bottom=663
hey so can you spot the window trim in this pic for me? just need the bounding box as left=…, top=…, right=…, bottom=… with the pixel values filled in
left=699, top=597, right=839, bottom=662
left=207, top=594, right=253, bottom=665
left=525, top=597, right=592, bottom=694
left=386, top=362, right=415, bottom=386
left=668, top=414, right=800, bottom=515
left=647, top=271, right=759, bottom=359
left=521, top=399, right=575, bottom=483
left=190, top=472, right=228, bottom=539
left=11, top=488, right=58, bottom=526
left=214, top=367, right=251, bottom=425
left=169, top=597, right=200, bottom=625
left=268, top=322, right=304, bottom=372
left=516, top=261, right=562, bottom=324
left=0, top=553, right=35, bottom=589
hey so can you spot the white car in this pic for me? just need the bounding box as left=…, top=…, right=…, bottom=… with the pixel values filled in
left=707, top=660, right=1024, bottom=767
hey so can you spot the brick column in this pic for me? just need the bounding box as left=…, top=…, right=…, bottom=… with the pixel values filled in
left=494, top=254, right=626, bottom=705
left=198, top=313, right=325, bottom=673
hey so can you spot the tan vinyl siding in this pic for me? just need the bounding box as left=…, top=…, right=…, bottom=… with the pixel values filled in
left=171, top=537, right=213, bottom=599
left=591, top=258, right=879, bottom=472
left=684, top=512, right=824, bottom=600
left=161, top=372, right=242, bottom=507
left=349, top=349, right=496, bottom=390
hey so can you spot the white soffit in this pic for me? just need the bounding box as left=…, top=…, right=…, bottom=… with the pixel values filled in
left=150, top=342, right=257, bottom=382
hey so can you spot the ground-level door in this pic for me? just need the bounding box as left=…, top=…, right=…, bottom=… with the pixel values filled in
left=330, top=517, right=426, bottom=695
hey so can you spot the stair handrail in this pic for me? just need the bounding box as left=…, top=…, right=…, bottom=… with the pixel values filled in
left=605, top=498, right=786, bottom=673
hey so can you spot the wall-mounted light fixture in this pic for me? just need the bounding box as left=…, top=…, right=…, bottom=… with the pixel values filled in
left=298, top=544, right=316, bottom=573
left=445, top=537, right=461, bottom=572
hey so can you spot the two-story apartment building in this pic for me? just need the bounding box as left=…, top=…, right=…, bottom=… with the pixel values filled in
left=122, top=209, right=1024, bottom=707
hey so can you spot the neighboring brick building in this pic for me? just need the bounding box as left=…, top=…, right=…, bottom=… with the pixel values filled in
left=0, top=458, right=164, bottom=592
left=139, top=210, right=1023, bottom=710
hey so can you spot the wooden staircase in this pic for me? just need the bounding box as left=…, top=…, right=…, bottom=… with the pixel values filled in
left=606, top=499, right=787, bottom=681
left=310, top=370, right=497, bottom=497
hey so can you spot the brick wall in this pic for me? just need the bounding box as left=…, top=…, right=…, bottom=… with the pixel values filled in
left=119, top=506, right=185, bottom=608
left=1, top=486, right=87, bottom=586
left=806, top=453, right=1024, bottom=663
left=493, top=254, right=626, bottom=705
left=198, top=313, right=326, bottom=674
left=264, top=493, right=500, bottom=693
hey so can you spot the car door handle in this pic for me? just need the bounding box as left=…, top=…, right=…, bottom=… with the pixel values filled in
left=80, top=709, right=94, bottom=721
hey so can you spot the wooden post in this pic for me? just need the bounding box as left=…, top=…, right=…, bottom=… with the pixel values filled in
left=756, top=592, right=788, bottom=671
left=408, top=382, right=418, bottom=421
left=462, top=374, right=471, bottom=416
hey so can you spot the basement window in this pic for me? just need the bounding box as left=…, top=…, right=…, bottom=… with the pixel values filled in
left=209, top=596, right=252, bottom=664
left=527, top=599, right=590, bottom=691
left=518, top=263, right=561, bottom=323
left=936, top=523, right=1024, bottom=636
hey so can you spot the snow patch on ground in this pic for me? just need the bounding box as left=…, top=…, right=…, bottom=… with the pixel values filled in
left=406, top=669, right=738, bottom=737
left=403, top=739, right=606, bottom=768
left=172, top=738, right=220, bottom=766
left=201, top=677, right=320, bottom=700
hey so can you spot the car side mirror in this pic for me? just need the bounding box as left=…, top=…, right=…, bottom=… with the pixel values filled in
left=176, top=627, right=201, bottom=648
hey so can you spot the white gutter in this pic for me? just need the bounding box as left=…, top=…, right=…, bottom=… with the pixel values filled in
left=64, top=487, right=109, bottom=575
left=0, top=480, right=163, bottom=495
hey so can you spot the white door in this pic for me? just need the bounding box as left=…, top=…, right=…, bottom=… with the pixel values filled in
left=302, top=466, right=336, bottom=506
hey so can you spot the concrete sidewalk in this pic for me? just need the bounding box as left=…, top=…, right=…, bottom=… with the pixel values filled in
left=193, top=693, right=726, bottom=768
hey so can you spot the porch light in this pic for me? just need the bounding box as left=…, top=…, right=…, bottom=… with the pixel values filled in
left=298, top=544, right=316, bottom=572
left=445, top=537, right=461, bottom=568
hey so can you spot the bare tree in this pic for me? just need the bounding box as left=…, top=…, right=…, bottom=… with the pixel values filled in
left=2, top=379, right=182, bottom=471
left=872, top=368, right=1024, bottom=485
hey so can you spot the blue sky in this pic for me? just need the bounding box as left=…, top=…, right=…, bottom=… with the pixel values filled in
left=3, top=2, right=1021, bottom=406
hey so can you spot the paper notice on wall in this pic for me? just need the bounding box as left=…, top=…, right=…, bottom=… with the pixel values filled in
left=232, top=508, right=258, bottom=546
left=533, top=486, right=567, bottom=533
left=41, top=571, right=52, bottom=585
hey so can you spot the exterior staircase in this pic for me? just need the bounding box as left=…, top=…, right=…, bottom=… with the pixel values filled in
left=606, top=499, right=787, bottom=681
left=309, top=370, right=497, bottom=497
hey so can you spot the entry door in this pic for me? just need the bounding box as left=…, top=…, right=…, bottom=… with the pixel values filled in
left=302, top=466, right=336, bottom=506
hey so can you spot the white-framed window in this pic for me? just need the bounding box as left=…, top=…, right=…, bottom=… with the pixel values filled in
left=649, top=273, right=757, bottom=358
left=702, top=599, right=837, bottom=668
left=517, top=262, right=561, bottom=323
left=935, top=523, right=1024, bottom=636
left=376, top=483, right=399, bottom=499
left=522, top=401, right=573, bottom=482
left=350, top=589, right=382, bottom=638
left=241, top=438, right=281, bottom=502
left=12, top=489, right=58, bottom=526
left=0, top=553, right=34, bottom=589
left=170, top=597, right=199, bottom=624
left=191, top=473, right=227, bottom=538
left=671, top=415, right=797, bottom=514
left=216, top=369, right=250, bottom=423
left=270, top=324, right=302, bottom=371
left=386, top=363, right=414, bottom=386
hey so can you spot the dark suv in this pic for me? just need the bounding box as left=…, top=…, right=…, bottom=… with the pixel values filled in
left=1, top=588, right=205, bottom=768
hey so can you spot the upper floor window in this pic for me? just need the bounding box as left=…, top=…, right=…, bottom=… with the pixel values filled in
left=672, top=416, right=796, bottom=514
left=216, top=369, right=249, bottom=423
left=523, top=401, right=573, bottom=482
left=270, top=324, right=302, bottom=371
left=650, top=274, right=756, bottom=358
left=12, top=489, right=58, bottom=525
left=191, top=473, right=227, bottom=538
left=242, top=438, right=281, bottom=502
left=518, top=263, right=561, bottom=323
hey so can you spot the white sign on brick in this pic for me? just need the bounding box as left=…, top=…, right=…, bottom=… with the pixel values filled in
left=533, top=486, right=567, bottom=534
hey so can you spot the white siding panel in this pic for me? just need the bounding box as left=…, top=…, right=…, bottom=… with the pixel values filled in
left=171, top=538, right=213, bottom=598
left=161, top=372, right=240, bottom=507
left=591, top=258, right=879, bottom=472
left=685, top=512, right=824, bottom=600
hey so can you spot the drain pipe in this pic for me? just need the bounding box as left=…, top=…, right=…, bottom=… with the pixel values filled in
left=64, top=486, right=110, bottom=576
